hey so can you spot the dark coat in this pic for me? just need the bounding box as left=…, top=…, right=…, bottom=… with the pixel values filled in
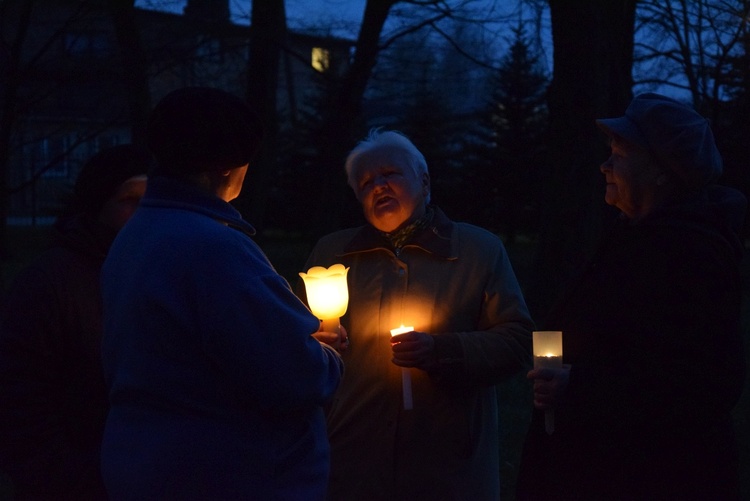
left=0, top=217, right=114, bottom=500
left=302, top=207, right=534, bottom=501
left=517, top=185, right=747, bottom=501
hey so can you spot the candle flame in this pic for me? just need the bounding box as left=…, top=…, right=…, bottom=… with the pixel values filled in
left=390, top=324, right=414, bottom=337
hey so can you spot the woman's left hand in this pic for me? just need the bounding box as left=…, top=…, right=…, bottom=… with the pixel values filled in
left=391, top=330, right=436, bottom=370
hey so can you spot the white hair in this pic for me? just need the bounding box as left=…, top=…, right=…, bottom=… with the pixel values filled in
left=344, top=128, right=430, bottom=203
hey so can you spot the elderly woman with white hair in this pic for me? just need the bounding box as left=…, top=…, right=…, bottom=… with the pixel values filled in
left=517, top=93, right=747, bottom=500
left=300, top=128, right=534, bottom=500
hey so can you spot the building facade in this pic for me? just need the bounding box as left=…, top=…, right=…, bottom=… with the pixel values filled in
left=0, top=0, right=352, bottom=224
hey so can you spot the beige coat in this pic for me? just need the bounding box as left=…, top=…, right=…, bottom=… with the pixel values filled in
left=301, top=208, right=534, bottom=501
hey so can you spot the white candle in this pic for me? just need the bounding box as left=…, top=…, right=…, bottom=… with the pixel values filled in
left=532, top=331, right=563, bottom=435
left=390, top=325, right=414, bottom=410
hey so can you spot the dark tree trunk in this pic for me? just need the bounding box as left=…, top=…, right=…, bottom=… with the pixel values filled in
left=0, top=0, right=35, bottom=261
left=525, top=0, right=636, bottom=321
left=309, top=0, right=399, bottom=238
left=242, top=0, right=286, bottom=237
left=108, top=0, right=152, bottom=146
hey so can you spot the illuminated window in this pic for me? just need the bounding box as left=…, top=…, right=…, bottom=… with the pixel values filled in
left=311, top=47, right=330, bottom=72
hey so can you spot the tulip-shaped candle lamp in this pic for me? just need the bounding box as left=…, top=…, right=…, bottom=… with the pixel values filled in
left=390, top=325, right=414, bottom=410
left=532, top=330, right=563, bottom=435
left=299, top=264, right=350, bottom=333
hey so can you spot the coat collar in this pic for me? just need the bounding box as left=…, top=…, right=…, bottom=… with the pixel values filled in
left=141, top=176, right=256, bottom=237
left=342, top=206, right=455, bottom=259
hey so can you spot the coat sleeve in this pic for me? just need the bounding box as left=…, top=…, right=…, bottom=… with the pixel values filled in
left=197, top=236, right=343, bottom=412
left=432, top=233, right=535, bottom=386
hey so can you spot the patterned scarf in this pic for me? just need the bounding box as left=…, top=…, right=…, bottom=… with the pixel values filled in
left=380, top=205, right=434, bottom=250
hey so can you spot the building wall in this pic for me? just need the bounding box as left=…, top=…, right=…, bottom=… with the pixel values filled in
left=1, top=0, right=352, bottom=223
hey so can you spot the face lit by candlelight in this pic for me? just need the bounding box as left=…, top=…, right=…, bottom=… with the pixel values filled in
left=350, top=151, right=430, bottom=233
left=98, top=175, right=148, bottom=230
left=600, top=138, right=665, bottom=220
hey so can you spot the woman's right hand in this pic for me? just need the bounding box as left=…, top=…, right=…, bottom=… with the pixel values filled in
left=527, top=364, right=571, bottom=410
left=312, top=324, right=349, bottom=352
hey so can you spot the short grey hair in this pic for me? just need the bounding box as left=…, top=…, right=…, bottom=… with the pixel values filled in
left=345, top=128, right=430, bottom=202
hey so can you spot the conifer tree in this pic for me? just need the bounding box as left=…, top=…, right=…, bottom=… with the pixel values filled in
left=474, top=24, right=549, bottom=239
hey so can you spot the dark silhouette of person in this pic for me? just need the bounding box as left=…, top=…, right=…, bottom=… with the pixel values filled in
left=518, top=93, right=746, bottom=501
left=0, top=144, right=150, bottom=499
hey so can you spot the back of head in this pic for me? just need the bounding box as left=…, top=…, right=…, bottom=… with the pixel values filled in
left=345, top=129, right=429, bottom=185
left=71, top=144, right=152, bottom=219
left=147, top=87, right=264, bottom=177
left=596, top=93, right=722, bottom=191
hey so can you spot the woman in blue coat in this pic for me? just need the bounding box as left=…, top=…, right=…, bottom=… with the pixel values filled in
left=100, top=87, right=343, bottom=500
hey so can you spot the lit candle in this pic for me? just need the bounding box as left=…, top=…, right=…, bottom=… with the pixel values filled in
left=299, top=264, right=350, bottom=334
left=390, top=325, right=414, bottom=410
left=532, top=331, right=563, bottom=435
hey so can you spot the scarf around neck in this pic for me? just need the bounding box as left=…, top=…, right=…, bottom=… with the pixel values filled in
left=380, top=205, right=435, bottom=250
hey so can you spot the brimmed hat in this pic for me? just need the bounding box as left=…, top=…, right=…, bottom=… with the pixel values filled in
left=596, top=93, right=722, bottom=190
left=72, top=144, right=152, bottom=217
left=147, top=87, right=264, bottom=175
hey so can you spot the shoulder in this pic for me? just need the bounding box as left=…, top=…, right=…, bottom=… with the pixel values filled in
left=453, top=221, right=503, bottom=244
left=451, top=221, right=507, bottom=259
left=113, top=208, right=274, bottom=281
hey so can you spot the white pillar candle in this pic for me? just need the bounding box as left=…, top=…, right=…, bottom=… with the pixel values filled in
left=390, top=325, right=415, bottom=410
left=532, top=331, right=563, bottom=434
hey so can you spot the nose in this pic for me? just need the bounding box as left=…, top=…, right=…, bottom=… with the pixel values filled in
left=600, top=156, right=613, bottom=173
left=373, top=175, right=388, bottom=189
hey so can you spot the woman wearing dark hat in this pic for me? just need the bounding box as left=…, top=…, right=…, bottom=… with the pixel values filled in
left=517, top=93, right=746, bottom=500
left=99, top=87, right=343, bottom=500
left=0, top=144, right=150, bottom=499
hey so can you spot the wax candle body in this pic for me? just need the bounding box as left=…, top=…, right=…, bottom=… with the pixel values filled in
left=532, top=331, right=563, bottom=435
left=534, top=355, right=563, bottom=369
left=390, top=325, right=414, bottom=410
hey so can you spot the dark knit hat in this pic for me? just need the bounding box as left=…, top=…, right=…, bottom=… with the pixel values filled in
left=72, top=144, right=152, bottom=218
left=146, top=87, right=264, bottom=175
left=596, top=93, right=722, bottom=190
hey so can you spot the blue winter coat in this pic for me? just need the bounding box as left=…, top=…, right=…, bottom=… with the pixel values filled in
left=100, top=176, right=343, bottom=500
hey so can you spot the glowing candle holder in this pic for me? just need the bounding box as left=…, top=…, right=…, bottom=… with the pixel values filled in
left=532, top=330, right=563, bottom=435
left=299, top=264, right=350, bottom=333
left=390, top=325, right=414, bottom=410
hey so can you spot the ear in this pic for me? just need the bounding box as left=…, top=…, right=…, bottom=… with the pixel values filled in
left=219, top=169, right=232, bottom=177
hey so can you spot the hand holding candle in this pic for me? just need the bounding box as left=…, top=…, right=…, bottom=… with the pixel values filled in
left=532, top=331, right=563, bottom=435
left=390, top=325, right=414, bottom=410
left=299, top=264, right=350, bottom=334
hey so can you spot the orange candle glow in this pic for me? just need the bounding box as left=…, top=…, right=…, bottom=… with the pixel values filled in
left=299, top=264, right=350, bottom=333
